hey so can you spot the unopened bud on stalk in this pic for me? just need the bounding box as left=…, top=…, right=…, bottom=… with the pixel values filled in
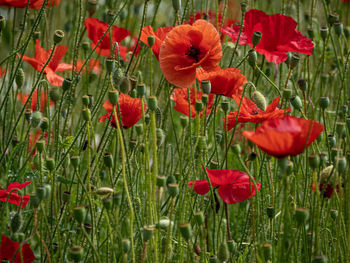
left=32, top=111, right=42, bottom=128
left=167, top=183, right=179, bottom=197
left=103, top=153, right=113, bottom=168
left=231, top=144, right=241, bottom=155
left=112, top=68, right=123, bottom=86
left=29, top=194, right=40, bottom=208
left=36, top=140, right=45, bottom=153
left=82, top=108, right=91, bottom=121
left=142, top=226, right=155, bottom=242
left=53, top=30, right=64, bottom=44
left=137, top=83, right=146, bottom=97
left=334, top=22, right=343, bottom=36
left=36, top=186, right=46, bottom=200
left=147, top=35, right=155, bottom=47
left=290, top=95, right=303, bottom=110
left=344, top=27, right=350, bottom=38
left=330, top=209, right=338, bottom=220
left=179, top=222, right=192, bottom=241
left=248, top=49, right=257, bottom=68
left=218, top=242, right=229, bottom=262
left=172, top=0, right=181, bottom=11
left=283, top=88, right=292, bottom=100
left=10, top=212, right=22, bottom=233
left=119, top=77, right=130, bottom=94
left=70, top=246, right=84, bottom=262
left=156, top=128, right=165, bottom=146
left=201, top=80, right=211, bottom=94
left=148, top=96, right=158, bottom=111
left=252, top=90, right=267, bottom=111
left=15, top=68, right=24, bottom=88
left=62, top=78, right=72, bottom=92
left=106, top=57, right=115, bottom=73
left=73, top=206, right=86, bottom=223
left=49, top=86, right=60, bottom=102
left=252, top=31, right=262, bottom=48
left=320, top=26, right=329, bottom=41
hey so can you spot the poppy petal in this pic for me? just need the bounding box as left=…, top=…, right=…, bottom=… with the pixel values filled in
left=218, top=182, right=261, bottom=204
left=188, top=180, right=210, bottom=195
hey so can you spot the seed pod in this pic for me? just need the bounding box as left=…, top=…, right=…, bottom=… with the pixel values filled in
left=87, top=0, right=97, bottom=16
left=70, top=155, right=80, bottom=168
left=0, top=15, right=6, bottom=33
left=10, top=212, right=22, bottom=233
left=53, top=30, right=64, bottom=44
left=221, top=101, right=229, bottom=112
left=102, top=196, right=113, bottom=210
left=252, top=90, right=267, bottom=111
left=320, top=26, right=329, bottom=41
left=335, top=156, right=347, bottom=173
left=201, top=80, right=211, bottom=94
left=62, top=78, right=72, bottom=92
left=180, top=115, right=188, bottom=128
left=298, top=79, right=308, bottom=91
left=106, top=57, right=115, bottom=73
left=252, top=31, right=262, bottom=47
left=294, top=207, right=310, bottom=225
left=39, top=117, right=48, bottom=131
left=209, top=255, right=218, bottom=263
left=15, top=68, right=25, bottom=88
left=312, top=255, right=328, bottom=263
left=179, top=222, right=192, bottom=241
left=308, top=154, right=320, bottom=170
left=172, top=0, right=181, bottom=11
left=82, top=95, right=90, bottom=107
left=283, top=88, right=292, bottom=100
left=49, top=86, right=60, bottom=102
left=240, top=2, right=247, bottom=13
left=218, top=242, right=229, bottom=262
left=166, top=175, right=176, bottom=186
left=73, top=206, right=86, bottom=224
left=334, top=22, right=343, bottom=36
left=167, top=183, right=179, bottom=197
left=70, top=246, right=84, bottom=262
left=307, top=27, right=314, bottom=39
left=135, top=124, right=143, bottom=135
left=194, top=211, right=205, bottom=226
left=137, top=83, right=146, bottom=97
left=142, top=226, right=155, bottom=242
left=119, top=77, right=131, bottom=94
left=36, top=140, right=45, bottom=153
left=290, top=95, right=303, bottom=110
left=330, top=209, right=338, bottom=220
left=267, top=206, right=274, bottom=219
left=227, top=240, right=236, bottom=254
left=46, top=158, right=55, bottom=172
left=148, top=96, right=158, bottom=111
left=103, top=153, right=113, bottom=168
left=31, top=111, right=42, bottom=128
left=262, top=243, right=272, bottom=260
left=29, top=194, right=40, bottom=208
left=24, top=109, right=32, bottom=122
left=328, top=13, right=339, bottom=25
left=156, top=128, right=165, bottom=146
left=36, top=186, right=46, bottom=200
left=289, top=54, right=300, bottom=69
left=82, top=108, right=91, bottom=121
left=248, top=50, right=257, bottom=67
left=156, top=175, right=166, bottom=188
left=62, top=191, right=70, bottom=203
left=195, top=100, right=203, bottom=112
left=112, top=68, right=124, bottom=86
left=327, top=135, right=336, bottom=148
left=156, top=218, right=174, bottom=230
left=122, top=238, right=130, bottom=253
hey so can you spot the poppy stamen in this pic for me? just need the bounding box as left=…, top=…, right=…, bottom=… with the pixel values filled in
left=185, top=45, right=201, bottom=62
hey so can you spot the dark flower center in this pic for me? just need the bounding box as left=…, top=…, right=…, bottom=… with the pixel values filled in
left=185, top=45, right=201, bottom=62
left=251, top=109, right=260, bottom=115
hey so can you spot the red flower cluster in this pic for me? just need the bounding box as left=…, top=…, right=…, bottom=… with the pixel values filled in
left=225, top=95, right=290, bottom=130
left=0, top=235, right=35, bottom=263
left=99, top=93, right=146, bottom=129
left=0, top=181, right=31, bottom=209
left=0, top=0, right=60, bottom=9
left=21, top=40, right=72, bottom=86
left=188, top=168, right=261, bottom=204
left=221, top=9, right=314, bottom=64
left=243, top=116, right=324, bottom=157
left=171, top=88, right=215, bottom=118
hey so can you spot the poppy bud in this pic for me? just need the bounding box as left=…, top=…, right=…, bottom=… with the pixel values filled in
left=328, top=13, right=339, bottom=26
left=53, top=30, right=64, bottom=44
left=147, top=35, right=155, bottom=47
left=112, top=68, right=124, bottom=86
left=46, top=157, right=55, bottom=171
left=62, top=78, right=72, bottom=92
left=15, top=68, right=24, bottom=88
left=335, top=156, right=346, bottom=173
left=202, top=94, right=209, bottom=105
left=82, top=108, right=91, bottom=121
left=135, top=124, right=143, bottom=135
left=62, top=191, right=70, bottom=203
left=148, top=96, right=158, bottom=111
left=312, top=255, right=328, bottom=263
left=319, top=96, right=329, bottom=110
left=142, top=226, right=155, bottom=242
left=320, top=26, right=329, bottom=41
left=179, top=222, right=192, bottom=241
left=218, top=242, right=229, bottom=262
left=36, top=186, right=46, bottom=200
left=308, top=154, right=320, bottom=170
left=49, top=86, right=60, bottom=102
left=252, top=90, right=267, bottom=111
left=336, top=122, right=346, bottom=138
left=194, top=211, right=204, bottom=226
left=167, top=183, right=179, bottom=197
left=252, top=31, right=262, bottom=48
left=82, top=95, right=90, bottom=107
left=0, top=15, right=6, bottom=33
left=96, top=187, right=114, bottom=196
left=290, top=95, right=303, bottom=110
left=289, top=54, right=300, bottom=69
left=298, top=79, right=308, bottom=91
left=262, top=243, right=272, bottom=260
left=36, top=140, right=45, bottom=153
left=201, top=80, right=211, bottom=94
left=221, top=101, right=229, bottom=112
left=330, top=209, right=338, bottom=220
left=122, top=238, right=130, bottom=253
left=87, top=0, right=97, bottom=16
left=39, top=117, right=48, bottom=131
left=248, top=50, right=257, bottom=67
left=307, top=27, right=314, bottom=39
left=137, top=83, right=146, bottom=97
left=32, top=111, right=42, bottom=128
left=156, top=175, right=166, bottom=188
left=103, top=153, right=113, bottom=168
left=294, top=207, right=309, bottom=225
left=10, top=212, right=22, bottom=233
left=157, top=128, right=165, bottom=146
left=334, top=22, right=343, bottom=36
left=240, top=1, right=247, bottom=13
left=73, top=206, right=86, bottom=223
left=102, top=196, right=113, bottom=210
left=119, top=77, right=131, bottom=94
left=70, top=246, right=84, bottom=262
left=172, top=0, right=181, bottom=11
left=283, top=88, right=292, bottom=100
left=105, top=57, right=115, bottom=73
left=327, top=135, right=336, bottom=148
left=180, top=115, right=188, bottom=128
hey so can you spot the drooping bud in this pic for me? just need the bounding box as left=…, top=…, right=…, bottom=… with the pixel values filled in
left=10, top=212, right=22, bottom=233
left=15, top=68, right=25, bottom=88
left=290, top=95, right=303, bottom=110
left=252, top=90, right=267, bottom=111
left=119, top=77, right=131, bottom=94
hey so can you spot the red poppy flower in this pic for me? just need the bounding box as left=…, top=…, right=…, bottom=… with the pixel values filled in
left=171, top=88, right=215, bottom=118
left=221, top=9, right=314, bottom=64
left=98, top=93, right=146, bottom=129
left=312, top=183, right=338, bottom=198
left=0, top=0, right=60, bottom=9
left=20, top=40, right=72, bottom=86
left=159, top=19, right=222, bottom=88
left=84, top=18, right=135, bottom=60
left=0, top=181, right=31, bottom=209
left=196, top=67, right=246, bottom=97
left=0, top=235, right=35, bottom=263
left=188, top=168, right=261, bottom=204
left=225, top=95, right=290, bottom=130
left=242, top=116, right=324, bottom=158
left=76, top=59, right=101, bottom=75
left=17, top=90, right=54, bottom=112
left=140, top=25, right=174, bottom=61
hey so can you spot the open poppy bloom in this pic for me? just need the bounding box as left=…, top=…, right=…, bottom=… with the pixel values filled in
left=0, top=235, right=35, bottom=263
left=171, top=88, right=215, bottom=118
left=84, top=18, right=135, bottom=60
left=243, top=116, right=324, bottom=158
left=0, top=181, right=31, bottom=209
left=0, top=0, right=60, bottom=9
left=20, top=40, right=72, bottom=86
left=221, top=9, right=314, bottom=64
left=140, top=25, right=174, bottom=61
left=225, top=95, right=290, bottom=130
left=76, top=59, right=101, bottom=75
left=159, top=19, right=222, bottom=88
left=196, top=67, right=246, bottom=97
left=99, top=93, right=146, bottom=129
left=17, top=90, right=54, bottom=112
left=188, top=168, right=261, bottom=204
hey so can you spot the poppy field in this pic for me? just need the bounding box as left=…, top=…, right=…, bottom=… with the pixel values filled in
left=1, top=0, right=350, bottom=262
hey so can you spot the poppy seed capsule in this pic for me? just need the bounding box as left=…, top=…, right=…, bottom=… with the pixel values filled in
left=107, top=90, right=118, bottom=106
left=167, top=183, right=179, bottom=197
left=49, top=86, right=60, bottom=102
left=10, top=212, right=22, bottom=233
left=330, top=209, right=338, bottom=220
left=201, top=80, right=211, bottom=94
left=102, top=196, right=113, bottom=210
left=202, top=94, right=209, bottom=105
left=319, top=96, right=329, bottom=109
left=221, top=101, right=229, bottom=112
left=320, top=26, right=329, bottom=41
left=240, top=1, right=247, bottom=13
left=227, top=240, right=237, bottom=254
left=294, top=207, right=309, bottom=225
left=24, top=109, right=32, bottom=122
left=82, top=108, right=91, bottom=121
left=290, top=95, right=303, bottom=110
left=327, top=135, right=336, bottom=148
left=308, top=154, right=320, bottom=170
left=289, top=54, right=300, bottom=69
left=298, top=79, right=308, bottom=91
left=179, top=222, right=192, bottom=241
left=82, top=95, right=90, bottom=107
left=194, top=211, right=204, bottom=226
left=307, top=27, right=314, bottom=39
left=135, top=124, right=143, bottom=135
left=218, top=242, right=229, bottom=262
left=36, top=186, right=46, bottom=200
left=103, top=153, right=113, bottom=168
left=180, top=115, right=189, bottom=128
left=266, top=206, right=275, bottom=219
left=335, top=156, right=347, bottom=173
left=70, top=246, right=84, bottom=262
left=62, top=78, right=72, bottom=92
left=252, top=31, right=262, bottom=48
left=137, top=83, right=146, bottom=97
left=195, top=100, right=203, bottom=112
left=312, top=255, right=328, bottom=263
left=46, top=158, right=55, bottom=171
left=40, top=117, right=48, bottom=131
left=156, top=175, right=166, bottom=188
left=172, top=0, right=181, bottom=11
left=122, top=238, right=131, bottom=253
left=148, top=96, right=158, bottom=111
left=70, top=155, right=80, bottom=168
left=96, top=187, right=114, bottom=196
left=29, top=194, right=40, bottom=208
left=73, top=206, right=86, bottom=223
left=142, top=226, right=155, bottom=242
left=262, top=243, right=272, bottom=260
left=53, top=30, right=64, bottom=44
left=36, top=140, right=45, bottom=153
left=32, top=111, right=42, bottom=128
left=336, top=122, right=346, bottom=138
left=62, top=191, right=70, bottom=203
left=248, top=50, right=257, bottom=67
left=15, top=68, right=24, bottom=88
left=252, top=90, right=267, bottom=111
left=328, top=13, right=339, bottom=25
left=334, top=22, right=343, bottom=36
left=119, top=77, right=131, bottom=94
left=87, top=0, right=97, bottom=16
left=147, top=35, right=155, bottom=47
left=283, top=88, right=292, bottom=100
